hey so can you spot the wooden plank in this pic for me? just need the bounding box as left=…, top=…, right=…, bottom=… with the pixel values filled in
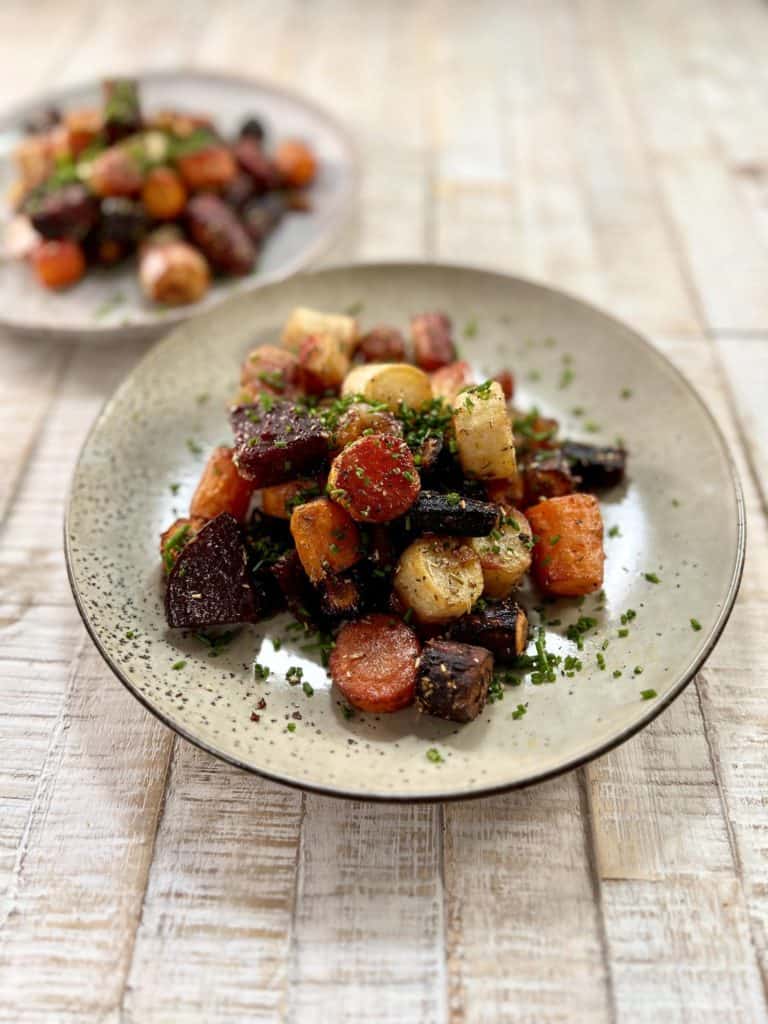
left=288, top=799, right=445, bottom=1024
left=122, top=744, right=303, bottom=1024
left=444, top=778, right=613, bottom=1023
left=0, top=642, right=173, bottom=1023
left=713, top=336, right=768, bottom=510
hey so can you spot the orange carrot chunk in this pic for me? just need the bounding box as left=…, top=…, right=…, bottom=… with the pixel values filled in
left=289, top=497, right=361, bottom=583
left=189, top=446, right=254, bottom=522
left=327, top=433, right=420, bottom=523
left=526, top=493, right=605, bottom=597
left=329, top=613, right=420, bottom=712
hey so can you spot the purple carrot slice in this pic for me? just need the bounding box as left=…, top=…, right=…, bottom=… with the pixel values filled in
left=230, top=401, right=329, bottom=487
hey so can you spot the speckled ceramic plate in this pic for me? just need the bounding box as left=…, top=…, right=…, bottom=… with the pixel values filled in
left=0, top=70, right=356, bottom=342
left=64, top=263, right=745, bottom=801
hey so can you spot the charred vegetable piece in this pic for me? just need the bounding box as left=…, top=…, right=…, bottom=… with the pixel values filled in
left=430, top=360, right=474, bottom=402
left=230, top=401, right=330, bottom=487
left=290, top=498, right=361, bottom=583
left=25, top=184, right=98, bottom=241
left=139, top=237, right=210, bottom=305
left=241, top=193, right=285, bottom=246
left=329, top=613, right=420, bottom=712
left=415, top=639, right=493, bottom=722
left=449, top=599, right=529, bottom=663
left=234, top=137, right=281, bottom=192
left=269, top=549, right=321, bottom=627
left=102, top=78, right=142, bottom=144
left=411, top=312, right=455, bottom=372
left=189, top=446, right=254, bottom=522
left=407, top=490, right=500, bottom=536
left=561, top=441, right=627, bottom=489
left=165, top=513, right=259, bottom=629
left=416, top=434, right=443, bottom=474
left=274, top=139, right=317, bottom=188
left=485, top=475, right=525, bottom=508
left=30, top=240, right=85, bottom=290
left=223, top=171, right=256, bottom=210
left=513, top=409, right=559, bottom=453
left=357, top=325, right=407, bottom=364
left=176, top=145, right=237, bottom=192
left=493, top=370, right=515, bottom=401
left=320, top=574, right=364, bottom=620
left=141, top=166, right=187, bottom=221
left=160, top=516, right=207, bottom=572
left=327, top=433, right=420, bottom=523
left=333, top=404, right=403, bottom=450
left=186, top=194, right=256, bottom=275
left=99, top=197, right=147, bottom=246
left=521, top=450, right=577, bottom=507
left=527, top=493, right=605, bottom=597
left=240, top=116, right=266, bottom=142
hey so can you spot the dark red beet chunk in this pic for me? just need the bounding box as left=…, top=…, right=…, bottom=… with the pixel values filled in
left=410, top=312, right=456, bottom=372
left=269, top=549, right=322, bottom=627
left=230, top=401, right=330, bottom=487
left=165, top=513, right=259, bottom=629
left=415, top=639, right=493, bottom=722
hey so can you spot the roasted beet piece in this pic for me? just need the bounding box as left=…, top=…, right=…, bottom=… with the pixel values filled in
left=356, top=325, right=407, bottom=364
left=223, top=171, right=256, bottom=210
left=25, top=184, right=98, bottom=241
left=186, top=193, right=256, bottom=275
left=521, top=451, right=577, bottom=507
left=561, top=441, right=627, bottom=489
left=411, top=312, right=456, bottom=372
left=234, top=137, right=281, bottom=192
left=230, top=401, right=330, bottom=487
left=407, top=490, right=500, bottom=536
left=449, top=599, right=529, bottom=663
left=415, top=639, right=494, bottom=722
left=269, top=549, right=322, bottom=627
left=241, top=193, right=285, bottom=246
left=165, top=513, right=260, bottom=629
left=99, top=197, right=147, bottom=246
left=240, top=116, right=266, bottom=142
left=493, top=370, right=515, bottom=401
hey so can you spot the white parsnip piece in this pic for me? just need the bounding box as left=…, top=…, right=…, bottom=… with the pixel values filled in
left=281, top=306, right=358, bottom=357
left=452, top=381, right=516, bottom=479
left=394, top=537, right=483, bottom=624
left=341, top=362, right=433, bottom=411
left=470, top=508, right=532, bottom=599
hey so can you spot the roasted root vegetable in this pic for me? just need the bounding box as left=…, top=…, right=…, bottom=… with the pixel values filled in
left=234, top=138, right=281, bottom=191
left=327, top=434, right=420, bottom=523
left=561, top=441, right=627, bottom=490
left=341, top=362, right=433, bottom=412
left=411, top=312, right=456, bottom=372
left=449, top=599, right=529, bottom=663
left=269, top=550, right=318, bottom=626
left=186, top=194, right=256, bottom=275
left=493, top=370, right=515, bottom=401
left=296, top=332, right=350, bottom=394
left=274, top=139, right=317, bottom=188
left=141, top=167, right=187, bottom=220
left=189, top=446, right=254, bottom=522
left=139, top=238, right=210, bottom=305
left=241, top=193, right=285, bottom=245
left=88, top=147, right=143, bottom=197
left=526, top=493, right=605, bottom=597
left=261, top=478, right=322, bottom=519
left=289, top=497, right=361, bottom=583
left=320, top=574, right=364, bottom=620
left=430, top=360, right=474, bottom=402
left=240, top=345, right=300, bottom=399
left=281, top=307, right=357, bottom=358
left=485, top=475, right=524, bottom=508
left=357, top=325, right=407, bottom=364
left=394, top=537, right=483, bottom=625
left=230, top=401, right=329, bottom=487
left=30, top=240, right=85, bottom=290
left=64, top=108, right=101, bottom=156
left=521, top=451, right=577, bottom=507
left=329, top=614, right=420, bottom=712
left=407, top=490, right=500, bottom=537
left=470, top=508, right=532, bottom=599
left=452, top=381, right=517, bottom=480
left=102, top=78, right=142, bottom=143
left=176, top=145, right=237, bottom=192
left=25, top=184, right=98, bottom=241
left=160, top=516, right=206, bottom=572
left=165, top=513, right=260, bottom=629
left=332, top=403, right=403, bottom=450
left=415, top=639, right=493, bottom=722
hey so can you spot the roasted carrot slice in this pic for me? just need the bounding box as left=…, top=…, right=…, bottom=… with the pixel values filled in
left=327, top=433, right=420, bottom=523
left=329, top=613, right=420, bottom=712
left=289, top=497, right=361, bottom=583
left=189, top=446, right=254, bottom=522
left=526, top=493, right=605, bottom=597
left=261, top=478, right=322, bottom=519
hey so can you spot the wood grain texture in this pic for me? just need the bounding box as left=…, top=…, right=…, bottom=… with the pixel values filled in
left=1, top=0, right=768, bottom=1020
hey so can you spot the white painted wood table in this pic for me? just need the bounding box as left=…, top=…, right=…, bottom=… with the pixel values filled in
left=1, top=1, right=768, bottom=1020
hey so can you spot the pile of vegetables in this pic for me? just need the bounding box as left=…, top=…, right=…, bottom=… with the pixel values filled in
left=9, top=79, right=317, bottom=304
left=161, top=306, right=627, bottom=723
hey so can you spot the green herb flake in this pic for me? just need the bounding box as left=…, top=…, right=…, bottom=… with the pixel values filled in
left=94, top=292, right=126, bottom=320
left=634, top=665, right=644, bottom=675
left=253, top=662, right=270, bottom=681
left=640, top=688, right=657, bottom=700
left=512, top=703, right=528, bottom=720
left=302, top=680, right=314, bottom=697
left=690, top=618, right=702, bottom=632
left=608, top=524, right=621, bottom=538
left=584, top=420, right=601, bottom=434
left=559, top=367, right=574, bottom=389
left=172, top=660, right=186, bottom=671
left=341, top=704, right=355, bottom=720
left=644, top=572, right=661, bottom=584
left=596, top=652, right=606, bottom=670
left=286, top=722, right=297, bottom=733
left=463, top=318, right=478, bottom=338
left=612, top=669, right=622, bottom=678
left=344, top=300, right=364, bottom=316
left=186, top=438, right=203, bottom=455
left=125, top=630, right=135, bottom=640
left=426, top=747, right=444, bottom=764
left=286, top=665, right=304, bottom=686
